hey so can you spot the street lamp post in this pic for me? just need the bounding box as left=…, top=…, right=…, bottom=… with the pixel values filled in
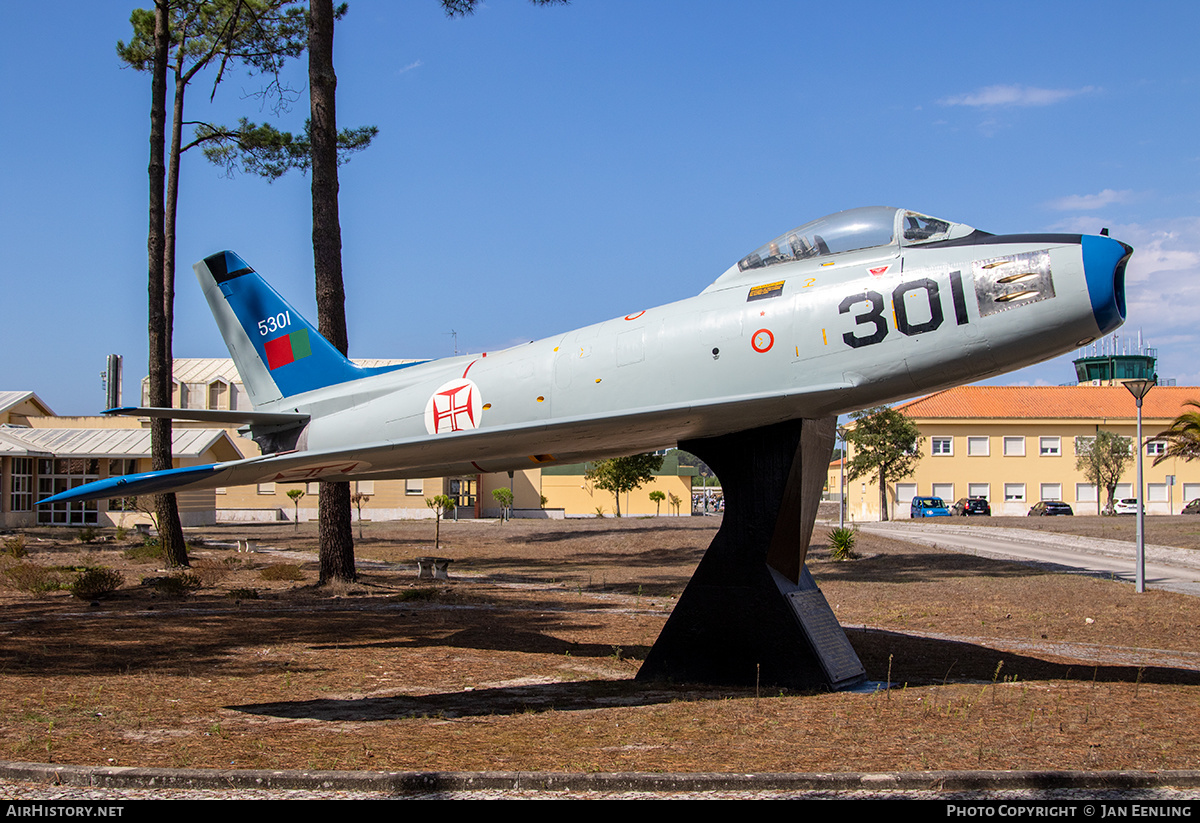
left=1123, top=378, right=1156, bottom=593
left=837, top=425, right=849, bottom=530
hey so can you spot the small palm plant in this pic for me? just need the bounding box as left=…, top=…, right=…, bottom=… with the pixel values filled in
left=827, top=526, right=858, bottom=561
left=286, top=488, right=305, bottom=531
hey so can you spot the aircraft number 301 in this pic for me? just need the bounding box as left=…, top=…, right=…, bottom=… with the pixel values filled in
left=838, top=271, right=968, bottom=349
left=258, top=311, right=293, bottom=336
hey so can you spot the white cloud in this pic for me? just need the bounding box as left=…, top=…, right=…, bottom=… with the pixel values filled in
left=1046, top=189, right=1133, bottom=211
left=939, top=84, right=1096, bottom=108
left=396, top=59, right=424, bottom=76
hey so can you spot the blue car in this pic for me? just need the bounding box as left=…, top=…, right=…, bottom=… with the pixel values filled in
left=910, top=496, right=951, bottom=518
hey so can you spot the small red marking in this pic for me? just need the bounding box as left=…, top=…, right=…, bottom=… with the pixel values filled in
left=869, top=265, right=890, bottom=276
left=625, top=311, right=645, bottom=321
left=751, top=328, right=774, bottom=353
left=759, top=310, right=766, bottom=316
left=462, top=359, right=478, bottom=378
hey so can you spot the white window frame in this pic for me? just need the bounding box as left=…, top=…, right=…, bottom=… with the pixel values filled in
left=1039, top=436, right=1061, bottom=457
left=1039, top=483, right=1062, bottom=502
left=1146, top=440, right=1166, bottom=456
left=1003, top=436, right=1025, bottom=457
left=932, top=483, right=954, bottom=501
left=405, top=478, right=424, bottom=496
left=968, top=483, right=990, bottom=500
left=895, top=483, right=917, bottom=504
left=1004, top=483, right=1026, bottom=501
left=931, top=436, right=953, bottom=456
left=257, top=482, right=276, bottom=495
left=967, top=436, right=989, bottom=457
left=1076, top=483, right=1097, bottom=503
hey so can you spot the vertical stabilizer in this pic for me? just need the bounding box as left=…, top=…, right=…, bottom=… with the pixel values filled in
left=194, top=251, right=400, bottom=406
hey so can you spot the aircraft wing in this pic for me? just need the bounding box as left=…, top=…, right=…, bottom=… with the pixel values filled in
left=42, top=380, right=857, bottom=506
left=104, top=407, right=310, bottom=426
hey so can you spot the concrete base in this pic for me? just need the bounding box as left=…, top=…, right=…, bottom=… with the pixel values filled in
left=638, top=418, right=864, bottom=690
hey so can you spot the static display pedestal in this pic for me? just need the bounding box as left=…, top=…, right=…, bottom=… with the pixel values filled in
left=637, top=418, right=865, bottom=690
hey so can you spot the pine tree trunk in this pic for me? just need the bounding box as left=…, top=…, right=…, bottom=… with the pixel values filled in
left=147, top=2, right=188, bottom=567
left=310, top=0, right=355, bottom=583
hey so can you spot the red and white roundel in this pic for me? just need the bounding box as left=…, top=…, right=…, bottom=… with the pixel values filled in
left=751, top=328, right=774, bottom=353
left=425, top=378, right=483, bottom=434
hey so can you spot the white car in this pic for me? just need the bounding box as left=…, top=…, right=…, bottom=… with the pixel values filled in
left=1113, top=498, right=1139, bottom=515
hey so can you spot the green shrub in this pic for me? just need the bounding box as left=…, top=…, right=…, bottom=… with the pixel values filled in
left=3, top=535, right=28, bottom=558
left=2, top=563, right=62, bottom=593
left=827, top=526, right=858, bottom=561
left=123, top=541, right=166, bottom=562
left=76, top=527, right=99, bottom=544
left=147, top=572, right=202, bottom=597
left=260, top=563, right=305, bottom=582
left=69, top=567, right=123, bottom=600
left=191, top=558, right=230, bottom=586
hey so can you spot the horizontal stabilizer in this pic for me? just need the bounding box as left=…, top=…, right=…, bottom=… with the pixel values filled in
left=104, top=407, right=309, bottom=426
left=40, top=463, right=229, bottom=505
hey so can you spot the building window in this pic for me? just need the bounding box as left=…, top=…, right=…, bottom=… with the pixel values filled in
left=37, top=458, right=99, bottom=525
left=257, top=482, right=276, bottom=495
left=1076, top=483, right=1097, bottom=503
left=1074, top=436, right=1095, bottom=456
left=932, top=483, right=954, bottom=500
left=107, top=459, right=139, bottom=511
left=405, top=478, right=423, bottom=496
left=10, top=457, right=33, bottom=513
left=1146, top=441, right=1166, bottom=456
left=968, top=483, right=989, bottom=500
left=306, top=482, right=320, bottom=496
left=1039, top=437, right=1061, bottom=456
left=1148, top=483, right=1168, bottom=503
left=895, top=483, right=916, bottom=504
left=209, top=380, right=228, bottom=411
left=355, top=480, right=375, bottom=495
left=1184, top=483, right=1200, bottom=503
left=931, top=437, right=952, bottom=456
left=1115, top=483, right=1132, bottom=499
left=967, top=437, right=989, bottom=457
left=1003, top=437, right=1025, bottom=456
left=1004, top=483, right=1025, bottom=501
left=1040, top=483, right=1062, bottom=501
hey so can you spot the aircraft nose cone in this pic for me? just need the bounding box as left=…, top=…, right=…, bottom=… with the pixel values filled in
left=1081, top=234, right=1132, bottom=335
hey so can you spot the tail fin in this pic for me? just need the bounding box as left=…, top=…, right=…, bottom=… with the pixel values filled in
left=194, top=251, right=403, bottom=406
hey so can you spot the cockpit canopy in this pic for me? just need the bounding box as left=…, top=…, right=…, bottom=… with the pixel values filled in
left=734, top=207, right=973, bottom=273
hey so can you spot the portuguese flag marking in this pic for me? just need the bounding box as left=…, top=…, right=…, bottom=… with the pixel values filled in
left=264, top=329, right=312, bottom=370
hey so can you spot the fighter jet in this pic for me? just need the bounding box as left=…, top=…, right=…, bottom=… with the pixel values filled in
left=42, top=206, right=1131, bottom=506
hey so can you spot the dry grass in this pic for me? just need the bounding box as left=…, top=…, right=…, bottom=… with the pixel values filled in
left=0, top=517, right=1197, bottom=774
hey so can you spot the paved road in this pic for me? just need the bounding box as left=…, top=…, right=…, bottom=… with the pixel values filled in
left=857, top=521, right=1200, bottom=596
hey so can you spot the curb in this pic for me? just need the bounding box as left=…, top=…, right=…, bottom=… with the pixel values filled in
left=3, top=761, right=1200, bottom=794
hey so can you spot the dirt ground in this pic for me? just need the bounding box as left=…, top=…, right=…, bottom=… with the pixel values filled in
left=1, top=515, right=1198, bottom=775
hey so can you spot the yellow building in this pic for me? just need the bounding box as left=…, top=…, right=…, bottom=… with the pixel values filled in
left=0, top=390, right=239, bottom=528
left=838, top=385, right=1200, bottom=520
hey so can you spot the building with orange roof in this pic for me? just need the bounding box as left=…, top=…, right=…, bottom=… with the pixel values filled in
left=836, top=384, right=1200, bottom=520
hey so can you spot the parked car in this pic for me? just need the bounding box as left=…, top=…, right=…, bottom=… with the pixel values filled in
left=951, top=497, right=991, bottom=516
left=1112, top=498, right=1139, bottom=515
left=910, top=496, right=951, bottom=518
left=1028, top=501, right=1074, bottom=516
left=1183, top=499, right=1200, bottom=515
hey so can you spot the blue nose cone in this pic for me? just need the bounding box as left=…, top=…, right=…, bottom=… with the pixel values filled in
left=1082, top=234, right=1132, bottom=336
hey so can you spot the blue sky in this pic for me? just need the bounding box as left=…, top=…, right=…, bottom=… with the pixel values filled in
left=3, top=1, right=1199, bottom=414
